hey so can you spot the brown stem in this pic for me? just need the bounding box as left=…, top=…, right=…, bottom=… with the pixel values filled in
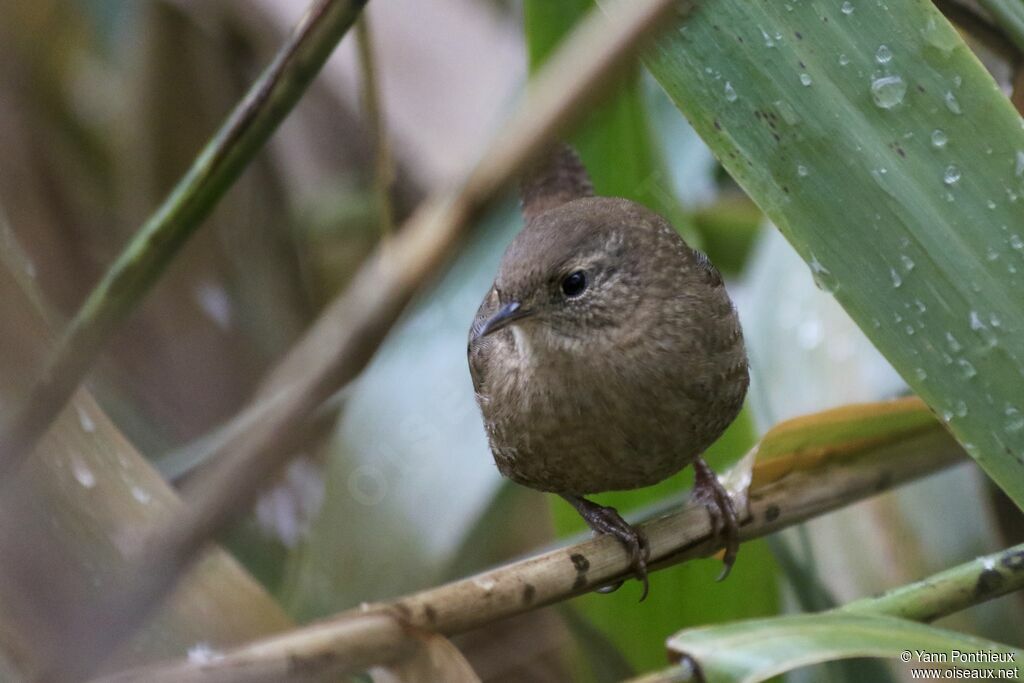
left=95, top=421, right=965, bottom=682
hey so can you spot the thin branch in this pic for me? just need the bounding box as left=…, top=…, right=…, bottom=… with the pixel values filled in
left=840, top=542, right=1024, bottom=622
left=94, top=423, right=967, bottom=682
left=355, top=13, right=394, bottom=237
left=0, top=0, right=368, bottom=480
left=47, top=1, right=684, bottom=680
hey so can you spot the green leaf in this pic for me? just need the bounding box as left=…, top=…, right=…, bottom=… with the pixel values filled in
left=663, top=613, right=1023, bottom=683
left=639, top=0, right=1024, bottom=508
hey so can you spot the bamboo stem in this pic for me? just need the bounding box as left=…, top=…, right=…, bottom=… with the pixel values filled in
left=354, top=13, right=394, bottom=237
left=840, top=542, right=1024, bottom=622
left=94, top=422, right=966, bottom=682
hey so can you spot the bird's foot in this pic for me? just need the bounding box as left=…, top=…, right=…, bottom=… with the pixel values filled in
left=692, top=457, right=739, bottom=581
left=562, top=495, right=650, bottom=600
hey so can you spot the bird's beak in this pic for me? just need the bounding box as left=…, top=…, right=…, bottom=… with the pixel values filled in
left=475, top=301, right=533, bottom=340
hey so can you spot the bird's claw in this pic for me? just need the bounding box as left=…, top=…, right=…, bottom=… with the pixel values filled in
left=692, top=457, right=740, bottom=581
left=564, top=496, right=651, bottom=600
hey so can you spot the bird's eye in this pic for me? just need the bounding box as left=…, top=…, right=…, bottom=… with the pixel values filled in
left=560, top=270, right=588, bottom=298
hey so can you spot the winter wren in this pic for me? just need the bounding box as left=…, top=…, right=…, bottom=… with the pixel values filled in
left=468, top=145, right=748, bottom=597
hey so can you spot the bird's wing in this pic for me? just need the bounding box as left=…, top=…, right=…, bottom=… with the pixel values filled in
left=467, top=286, right=500, bottom=396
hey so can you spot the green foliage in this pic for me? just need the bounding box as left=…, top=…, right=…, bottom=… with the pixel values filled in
left=641, top=0, right=1024, bottom=510
left=664, top=613, right=1024, bottom=683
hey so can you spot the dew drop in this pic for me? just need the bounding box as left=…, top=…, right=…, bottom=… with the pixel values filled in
left=900, top=254, right=915, bottom=272
left=841, top=1, right=854, bottom=14
left=131, top=486, right=152, bottom=505
left=914, top=367, right=928, bottom=380
left=194, top=282, right=233, bottom=330
left=969, top=310, right=999, bottom=350
left=800, top=73, right=813, bottom=86
left=875, top=44, right=893, bottom=64
left=931, top=129, right=947, bottom=148
left=1005, top=406, right=1024, bottom=433
left=839, top=53, right=850, bottom=66
left=890, top=268, right=902, bottom=288
left=724, top=81, right=738, bottom=102
left=943, top=165, right=961, bottom=185
left=1010, top=234, right=1024, bottom=250
left=870, top=75, right=906, bottom=109
left=945, top=332, right=962, bottom=353
left=797, top=164, right=809, bottom=177
left=954, top=400, right=968, bottom=418
left=77, top=406, right=96, bottom=434
left=70, top=454, right=96, bottom=489
left=1015, top=150, right=1024, bottom=178
left=188, top=643, right=222, bottom=664
left=944, top=91, right=961, bottom=114
left=809, top=255, right=837, bottom=292
left=957, top=358, right=977, bottom=379
left=774, top=99, right=801, bottom=126
left=920, top=16, right=958, bottom=54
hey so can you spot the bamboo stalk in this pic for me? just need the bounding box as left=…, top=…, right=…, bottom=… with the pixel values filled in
left=94, top=423, right=966, bottom=682
left=354, top=13, right=394, bottom=237
left=840, top=542, right=1024, bottom=622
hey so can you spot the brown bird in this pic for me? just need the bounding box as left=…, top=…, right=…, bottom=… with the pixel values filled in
left=468, top=145, right=748, bottom=597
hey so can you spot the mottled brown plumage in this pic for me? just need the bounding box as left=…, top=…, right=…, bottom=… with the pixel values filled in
left=468, top=145, right=748, bottom=597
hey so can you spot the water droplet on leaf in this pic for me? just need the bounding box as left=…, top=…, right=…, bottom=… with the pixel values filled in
left=871, top=75, right=906, bottom=109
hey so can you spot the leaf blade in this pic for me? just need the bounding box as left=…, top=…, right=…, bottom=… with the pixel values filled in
left=641, top=0, right=1024, bottom=508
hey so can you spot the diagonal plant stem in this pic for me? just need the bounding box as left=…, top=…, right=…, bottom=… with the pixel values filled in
left=43, top=1, right=684, bottom=680
left=0, top=0, right=367, bottom=480
left=840, top=542, right=1024, bottom=622
left=93, top=416, right=967, bottom=682
left=355, top=13, right=394, bottom=237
